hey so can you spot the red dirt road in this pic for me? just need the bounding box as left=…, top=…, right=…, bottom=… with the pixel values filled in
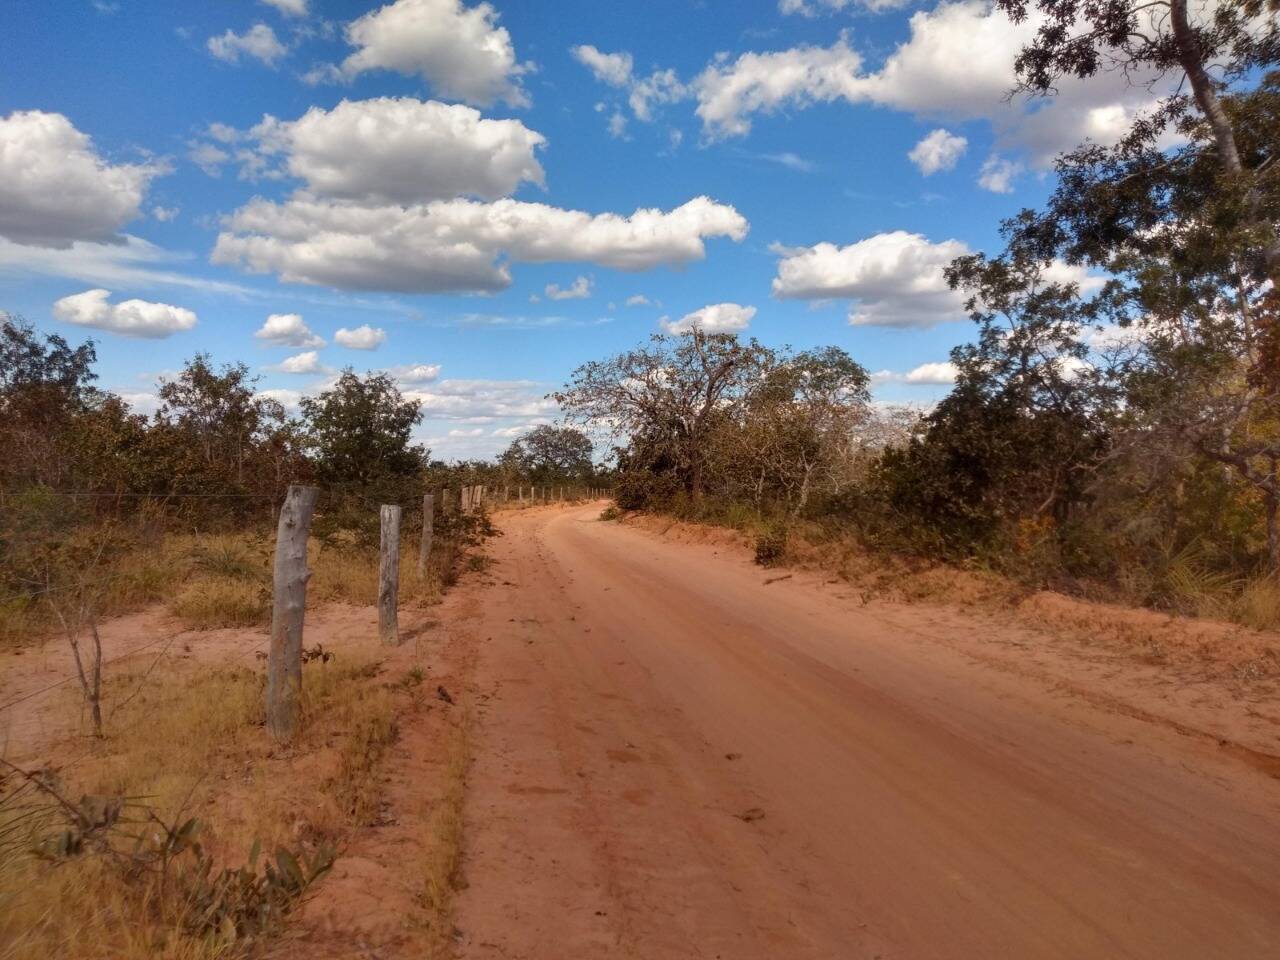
left=453, top=504, right=1280, bottom=959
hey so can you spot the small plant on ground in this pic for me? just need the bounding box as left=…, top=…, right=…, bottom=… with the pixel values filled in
left=754, top=525, right=789, bottom=567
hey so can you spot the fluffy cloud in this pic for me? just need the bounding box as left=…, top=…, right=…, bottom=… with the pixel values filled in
left=255, top=312, right=325, bottom=347
left=188, top=142, right=230, bottom=177
left=781, top=0, right=908, bottom=12
left=269, top=350, right=330, bottom=374
left=213, top=195, right=748, bottom=293
left=908, top=128, right=967, bottom=175
left=694, top=37, right=863, bottom=139
left=977, top=154, right=1022, bottom=193
left=572, top=45, right=687, bottom=125
left=386, top=363, right=441, bottom=383
left=873, top=361, right=959, bottom=385
left=572, top=46, right=633, bottom=87
left=334, top=324, right=387, bottom=349
left=52, top=288, right=197, bottom=338
left=241, top=98, right=545, bottom=203
left=697, top=2, right=1170, bottom=162
left=545, top=275, right=592, bottom=300
left=660, top=302, right=756, bottom=334
left=847, top=1, right=1170, bottom=164
left=625, top=294, right=651, bottom=307
left=772, top=231, right=969, bottom=328
left=405, top=378, right=556, bottom=421
left=207, top=24, right=287, bottom=66
left=0, top=110, right=166, bottom=248
left=261, top=0, right=308, bottom=15
left=317, top=0, right=529, bottom=107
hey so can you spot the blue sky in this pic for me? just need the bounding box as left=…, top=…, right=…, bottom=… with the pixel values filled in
left=0, top=0, right=1152, bottom=458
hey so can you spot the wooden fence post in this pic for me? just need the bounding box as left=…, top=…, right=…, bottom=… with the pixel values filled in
left=417, top=493, right=434, bottom=577
left=266, top=484, right=319, bottom=742
left=380, top=504, right=402, bottom=646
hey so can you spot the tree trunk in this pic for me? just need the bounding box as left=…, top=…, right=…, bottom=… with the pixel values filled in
left=266, top=484, right=319, bottom=741
left=1171, top=0, right=1280, bottom=283
left=1267, top=489, right=1280, bottom=576
left=380, top=504, right=402, bottom=646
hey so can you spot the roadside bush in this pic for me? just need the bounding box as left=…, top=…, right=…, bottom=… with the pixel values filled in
left=613, top=469, right=682, bottom=512
left=754, top=524, right=789, bottom=567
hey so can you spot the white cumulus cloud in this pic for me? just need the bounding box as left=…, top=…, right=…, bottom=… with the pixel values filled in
left=908, top=128, right=967, bottom=175
left=781, top=0, right=908, bottom=13
left=315, top=0, right=529, bottom=107
left=625, top=294, right=651, bottom=307
left=977, top=154, right=1022, bottom=193
left=52, top=288, right=197, bottom=338
left=0, top=110, right=167, bottom=248
left=261, top=0, right=308, bottom=16
left=269, top=350, right=331, bottom=374
left=660, top=302, right=756, bottom=334
left=207, top=24, right=287, bottom=66
left=694, top=36, right=863, bottom=139
left=873, top=361, right=960, bottom=385
left=772, top=231, right=970, bottom=328
left=255, top=312, right=325, bottom=347
left=213, top=195, right=748, bottom=293
left=237, top=98, right=545, bottom=202
left=334, top=324, right=387, bottom=349
left=571, top=45, right=633, bottom=87
left=572, top=45, right=687, bottom=126
left=545, top=275, right=592, bottom=300
left=386, top=363, right=442, bottom=384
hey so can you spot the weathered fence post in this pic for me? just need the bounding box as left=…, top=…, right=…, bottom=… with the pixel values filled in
left=380, top=504, right=401, bottom=645
left=417, top=493, right=434, bottom=577
left=266, top=484, right=319, bottom=741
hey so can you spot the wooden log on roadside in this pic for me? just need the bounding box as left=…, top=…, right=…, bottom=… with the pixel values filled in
left=380, top=504, right=402, bottom=646
left=266, top=484, right=319, bottom=741
left=417, top=493, right=434, bottom=577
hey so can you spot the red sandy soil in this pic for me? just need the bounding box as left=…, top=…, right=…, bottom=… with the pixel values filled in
left=6, top=504, right=1280, bottom=958
left=448, top=503, right=1280, bottom=960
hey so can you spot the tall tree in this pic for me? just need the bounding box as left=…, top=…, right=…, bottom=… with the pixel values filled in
left=555, top=331, right=772, bottom=502
left=982, top=0, right=1280, bottom=568
left=301, top=369, right=427, bottom=487
left=500, top=425, right=594, bottom=484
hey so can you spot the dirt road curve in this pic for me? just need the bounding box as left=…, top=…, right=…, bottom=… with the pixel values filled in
left=453, top=504, right=1280, bottom=960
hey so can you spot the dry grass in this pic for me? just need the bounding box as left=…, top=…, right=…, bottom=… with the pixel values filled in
left=0, top=642, right=410, bottom=960
left=417, top=708, right=471, bottom=957
left=169, top=577, right=269, bottom=630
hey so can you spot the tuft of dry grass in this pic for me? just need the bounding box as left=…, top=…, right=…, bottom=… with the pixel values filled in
left=417, top=709, right=471, bottom=957
left=169, top=577, right=269, bottom=630
left=0, top=643, right=408, bottom=959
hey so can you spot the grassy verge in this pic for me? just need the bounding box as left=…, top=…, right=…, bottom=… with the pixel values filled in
left=417, top=709, right=471, bottom=957
left=0, top=646, right=418, bottom=960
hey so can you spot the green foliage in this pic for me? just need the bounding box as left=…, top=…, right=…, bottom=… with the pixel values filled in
left=499, top=425, right=594, bottom=485
left=301, top=369, right=427, bottom=490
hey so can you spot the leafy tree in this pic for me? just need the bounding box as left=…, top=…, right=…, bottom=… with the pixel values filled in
left=736, top=347, right=871, bottom=515
left=555, top=331, right=772, bottom=502
left=154, top=355, right=290, bottom=490
left=499, top=425, right=594, bottom=485
left=0, top=314, right=101, bottom=488
left=301, top=369, right=427, bottom=488
left=979, top=0, right=1280, bottom=569
left=877, top=254, right=1116, bottom=556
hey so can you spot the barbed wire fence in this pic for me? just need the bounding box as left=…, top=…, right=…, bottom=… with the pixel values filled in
left=0, top=479, right=613, bottom=755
